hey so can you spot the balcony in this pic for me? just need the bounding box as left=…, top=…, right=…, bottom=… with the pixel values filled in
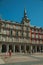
left=40, top=41, right=42, bottom=44
left=0, top=36, right=30, bottom=43
left=31, top=40, right=35, bottom=44
left=35, top=30, right=38, bottom=33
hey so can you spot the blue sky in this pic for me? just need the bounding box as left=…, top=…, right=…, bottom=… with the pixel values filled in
left=0, top=0, right=43, bottom=27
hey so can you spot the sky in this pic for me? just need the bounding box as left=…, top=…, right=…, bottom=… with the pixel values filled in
left=0, top=0, right=43, bottom=27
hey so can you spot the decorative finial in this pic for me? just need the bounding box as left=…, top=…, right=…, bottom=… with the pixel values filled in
left=24, top=8, right=27, bottom=18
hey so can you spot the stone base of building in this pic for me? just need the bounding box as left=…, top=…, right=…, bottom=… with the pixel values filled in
left=0, top=43, right=43, bottom=53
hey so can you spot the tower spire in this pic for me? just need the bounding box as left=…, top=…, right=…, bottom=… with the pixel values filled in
left=21, top=8, right=30, bottom=24
left=24, top=8, right=27, bottom=18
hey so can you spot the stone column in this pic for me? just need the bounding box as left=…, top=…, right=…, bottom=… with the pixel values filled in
left=24, top=44, right=26, bottom=53
left=0, top=44, right=2, bottom=53
left=19, top=45, right=21, bottom=53
left=39, top=46, right=41, bottom=52
left=13, top=45, right=15, bottom=53
left=42, top=46, right=43, bottom=51
left=7, top=44, right=9, bottom=52
left=35, top=46, right=37, bottom=53
left=29, top=45, right=32, bottom=53
left=31, top=45, right=33, bottom=53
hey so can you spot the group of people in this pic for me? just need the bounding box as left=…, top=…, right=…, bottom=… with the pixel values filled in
left=5, top=50, right=12, bottom=57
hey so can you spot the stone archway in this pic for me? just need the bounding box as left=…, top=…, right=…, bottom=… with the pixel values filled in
left=9, top=44, right=13, bottom=52
left=41, top=46, right=43, bottom=52
left=37, top=46, right=40, bottom=52
left=26, top=45, right=29, bottom=53
left=21, top=45, right=24, bottom=53
left=32, top=46, right=36, bottom=53
left=2, top=44, right=7, bottom=53
left=15, top=45, right=19, bottom=52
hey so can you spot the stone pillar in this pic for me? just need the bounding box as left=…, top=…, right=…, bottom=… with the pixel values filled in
left=31, top=45, right=32, bottom=53
left=29, top=45, right=31, bottom=53
left=42, top=46, right=43, bottom=51
left=7, top=44, right=9, bottom=52
left=24, top=44, right=26, bottom=53
left=35, top=46, right=37, bottom=53
left=13, top=45, right=15, bottom=53
left=19, top=45, right=21, bottom=53
left=0, top=44, right=2, bottom=53
left=39, top=46, right=41, bottom=52
left=29, top=45, right=32, bottom=53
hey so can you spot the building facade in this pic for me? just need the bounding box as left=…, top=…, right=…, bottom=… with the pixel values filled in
left=0, top=9, right=43, bottom=53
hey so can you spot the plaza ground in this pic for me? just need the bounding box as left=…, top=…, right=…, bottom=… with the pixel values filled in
left=0, top=53, right=43, bottom=65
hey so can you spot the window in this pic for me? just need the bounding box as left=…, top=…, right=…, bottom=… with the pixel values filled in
left=18, top=26, right=21, bottom=30
left=1, top=29, right=6, bottom=34
left=24, top=38, right=27, bottom=42
left=32, top=40, right=33, bottom=43
left=23, top=26, right=26, bottom=30
left=8, top=37, right=12, bottom=42
left=32, top=40, right=34, bottom=43
left=6, top=24, right=10, bottom=28
left=23, top=32, right=26, bottom=37
left=26, top=27, right=28, bottom=30
left=36, top=34, right=38, bottom=38
left=12, top=31, right=15, bottom=36
left=6, top=30, right=10, bottom=35
left=26, top=33, right=28, bottom=38
left=2, top=37, right=5, bottom=41
left=22, top=32, right=23, bottom=37
left=29, top=32, right=31, bottom=37
left=40, top=35, right=42, bottom=39
left=32, top=34, right=34, bottom=38
left=9, top=37, right=12, bottom=42
left=10, top=30, right=12, bottom=36
left=32, top=29, right=34, bottom=32
left=10, top=25, right=13, bottom=28
left=1, top=29, right=3, bottom=34
left=3, top=30, right=6, bottom=34
left=16, top=26, right=18, bottom=29
left=18, top=31, right=21, bottom=36
left=16, top=31, right=18, bottom=37
left=2, top=23, right=6, bottom=27
left=37, top=40, right=39, bottom=44
left=12, top=37, right=15, bottom=42
left=40, top=40, right=42, bottom=44
left=4, top=23, right=6, bottom=27
left=6, top=37, right=9, bottom=41
left=13, top=25, right=16, bottom=29
left=28, top=27, right=30, bottom=31
left=42, top=31, right=43, bottom=33
left=36, top=30, right=38, bottom=33
left=21, top=26, right=23, bottom=30
left=0, top=35, right=2, bottom=41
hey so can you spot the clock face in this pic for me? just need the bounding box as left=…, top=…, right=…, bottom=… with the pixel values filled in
left=24, top=21, right=29, bottom=26
left=23, top=17, right=30, bottom=23
left=22, top=17, right=30, bottom=26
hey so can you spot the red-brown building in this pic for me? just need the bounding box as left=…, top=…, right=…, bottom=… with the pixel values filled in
left=0, top=9, right=43, bottom=53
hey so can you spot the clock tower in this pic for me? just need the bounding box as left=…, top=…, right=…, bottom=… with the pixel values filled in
left=21, top=8, right=30, bottom=26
